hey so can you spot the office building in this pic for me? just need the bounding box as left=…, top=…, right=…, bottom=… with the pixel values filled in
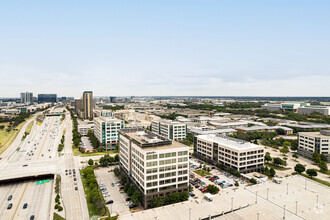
left=194, top=135, right=264, bottom=173
left=94, top=117, right=124, bottom=150
left=20, top=92, right=33, bottom=104
left=38, top=94, right=57, bottom=103
left=78, top=120, right=94, bottom=136
left=261, top=102, right=310, bottom=112
left=83, top=91, right=93, bottom=119
left=297, top=106, right=330, bottom=116
left=151, top=120, right=187, bottom=140
left=298, top=130, right=330, bottom=162
left=119, top=128, right=189, bottom=209
left=74, top=99, right=83, bottom=116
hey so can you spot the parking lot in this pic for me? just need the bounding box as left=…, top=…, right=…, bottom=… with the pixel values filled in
left=94, top=167, right=130, bottom=216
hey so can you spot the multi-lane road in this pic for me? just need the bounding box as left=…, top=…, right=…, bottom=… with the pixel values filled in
left=0, top=107, right=88, bottom=220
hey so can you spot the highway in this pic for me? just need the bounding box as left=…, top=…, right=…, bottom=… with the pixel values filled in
left=0, top=107, right=64, bottom=220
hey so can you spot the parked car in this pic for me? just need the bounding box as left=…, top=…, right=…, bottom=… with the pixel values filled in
left=8, top=195, right=12, bottom=201
left=7, top=204, right=12, bottom=209
left=189, top=192, right=195, bottom=197
left=75, top=187, right=78, bottom=190
left=129, top=203, right=137, bottom=209
left=106, top=200, right=113, bottom=204
left=23, top=203, right=28, bottom=209
left=30, top=215, right=35, bottom=220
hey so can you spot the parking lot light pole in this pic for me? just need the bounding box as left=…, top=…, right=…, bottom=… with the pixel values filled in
left=286, top=183, right=289, bottom=195
left=317, top=195, right=319, bottom=208
left=257, top=211, right=260, bottom=220
left=255, top=191, right=258, bottom=204
left=188, top=208, right=192, bottom=220
left=231, top=197, right=233, bottom=212
left=267, top=188, right=269, bottom=200
left=283, top=205, right=286, bottom=219
left=295, top=201, right=298, bottom=214
left=305, top=179, right=307, bottom=190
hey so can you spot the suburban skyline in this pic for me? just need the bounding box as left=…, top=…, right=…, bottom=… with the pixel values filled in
left=1, top=1, right=330, bottom=97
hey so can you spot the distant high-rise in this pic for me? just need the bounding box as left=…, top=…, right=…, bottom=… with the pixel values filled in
left=20, top=92, right=33, bottom=104
left=83, top=91, right=93, bottom=119
left=38, top=94, right=57, bottom=103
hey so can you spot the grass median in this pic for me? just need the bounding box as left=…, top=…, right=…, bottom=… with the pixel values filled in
left=265, top=163, right=291, bottom=171
left=193, top=169, right=212, bottom=177
left=80, top=167, right=109, bottom=217
left=299, top=173, right=330, bottom=187
left=73, top=148, right=118, bottom=157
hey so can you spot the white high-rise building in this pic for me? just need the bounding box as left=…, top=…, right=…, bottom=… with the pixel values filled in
left=94, top=117, right=124, bottom=151
left=20, top=92, right=33, bottom=104
left=194, top=135, right=264, bottom=173
left=151, top=120, right=187, bottom=140
left=119, top=128, right=189, bottom=209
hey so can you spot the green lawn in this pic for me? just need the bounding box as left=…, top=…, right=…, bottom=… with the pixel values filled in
left=22, top=121, right=34, bottom=141
left=265, top=163, right=291, bottom=171
left=300, top=173, right=330, bottom=187
left=193, top=169, right=212, bottom=177
left=53, top=213, right=65, bottom=220
left=73, top=148, right=118, bottom=157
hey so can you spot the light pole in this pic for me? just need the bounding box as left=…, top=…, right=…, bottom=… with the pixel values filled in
left=231, top=197, right=233, bottom=212
left=305, top=179, right=307, bottom=190
left=317, top=195, right=319, bottom=208
left=257, top=211, right=260, bottom=220
left=255, top=191, right=258, bottom=204
left=267, top=188, right=269, bottom=200
left=295, top=201, right=298, bottom=214
left=286, top=183, right=289, bottom=195
left=189, top=208, right=192, bottom=220
left=283, top=205, right=286, bottom=219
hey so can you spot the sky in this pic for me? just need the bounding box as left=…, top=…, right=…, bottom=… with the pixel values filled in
left=0, top=0, right=330, bottom=98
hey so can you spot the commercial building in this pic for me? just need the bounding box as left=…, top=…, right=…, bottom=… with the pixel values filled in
left=78, top=120, right=94, bottom=136
left=298, top=130, right=330, bottom=162
left=118, top=128, right=189, bottom=209
left=297, top=106, right=330, bottom=116
left=74, top=99, right=83, bottom=116
left=20, top=92, right=33, bottom=104
left=38, top=94, right=57, bottom=103
left=261, top=102, right=310, bottom=112
left=236, top=126, right=293, bottom=135
left=83, top=91, right=94, bottom=119
left=194, top=135, right=264, bottom=173
left=94, top=117, right=124, bottom=150
left=151, top=120, right=187, bottom=140
left=94, top=109, right=113, bottom=117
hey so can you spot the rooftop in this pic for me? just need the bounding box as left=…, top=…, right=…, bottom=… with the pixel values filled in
left=197, top=134, right=263, bottom=151
left=299, top=130, right=330, bottom=138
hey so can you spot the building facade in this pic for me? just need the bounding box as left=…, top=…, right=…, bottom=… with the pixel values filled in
left=38, top=94, right=57, bottom=103
left=94, top=117, right=124, bottom=150
left=20, top=92, right=33, bottom=104
left=298, top=130, right=330, bottom=162
left=83, top=91, right=93, bottom=119
left=119, top=128, right=189, bottom=209
left=297, top=106, right=330, bottom=116
left=194, top=135, right=264, bottom=173
left=151, top=120, right=187, bottom=140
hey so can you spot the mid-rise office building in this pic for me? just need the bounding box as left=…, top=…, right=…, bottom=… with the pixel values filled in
left=297, top=106, right=330, bottom=116
left=20, top=92, right=33, bottom=104
left=83, top=91, right=93, bottom=119
left=151, top=120, right=187, bottom=140
left=94, top=117, right=124, bottom=150
left=74, top=99, right=83, bottom=116
left=298, top=130, right=330, bottom=162
left=194, top=135, right=264, bottom=173
left=38, top=94, right=57, bottom=103
left=119, top=128, right=189, bottom=209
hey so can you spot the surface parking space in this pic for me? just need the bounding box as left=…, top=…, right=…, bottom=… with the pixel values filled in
left=94, top=167, right=130, bottom=216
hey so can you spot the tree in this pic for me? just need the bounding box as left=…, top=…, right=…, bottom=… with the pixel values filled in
left=275, top=128, right=286, bottom=135
left=234, top=181, right=239, bottom=187
left=280, top=147, right=289, bottom=154
left=97, top=146, right=105, bottom=152
left=306, top=169, right=318, bottom=178
left=127, top=186, right=136, bottom=197
left=312, top=151, right=321, bottom=164
left=206, top=184, right=219, bottom=194
left=233, top=171, right=241, bottom=177
left=269, top=168, right=276, bottom=177
left=124, top=183, right=131, bottom=192
left=318, top=161, right=328, bottom=173
left=152, top=196, right=164, bottom=208
left=283, top=141, right=291, bottom=147
left=114, top=167, right=120, bottom=176
left=292, top=153, right=299, bottom=159
left=294, top=164, right=305, bottom=174
left=131, top=191, right=141, bottom=205
left=264, top=153, right=272, bottom=163
left=88, top=159, right=94, bottom=166
left=320, top=154, right=328, bottom=162
left=249, top=178, right=257, bottom=184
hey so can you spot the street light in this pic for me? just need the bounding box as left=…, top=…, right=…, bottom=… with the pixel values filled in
left=231, top=197, right=233, bottom=212
left=283, top=205, right=286, bottom=219
left=255, top=191, right=258, bottom=204
left=286, top=183, right=289, bottom=195
left=267, top=188, right=269, bottom=200
left=189, top=208, right=192, bottom=220
left=295, top=201, right=298, bottom=214
left=317, top=195, right=319, bottom=208
left=257, top=211, right=261, bottom=220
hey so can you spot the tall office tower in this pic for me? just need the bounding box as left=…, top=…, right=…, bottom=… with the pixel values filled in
left=74, top=99, right=83, bottom=116
left=118, top=128, right=189, bottom=209
left=83, top=91, right=93, bottom=119
left=20, top=92, right=33, bottom=104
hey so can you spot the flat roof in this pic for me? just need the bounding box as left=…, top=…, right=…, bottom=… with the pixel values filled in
left=122, top=129, right=188, bottom=151
left=197, top=134, right=263, bottom=151
left=299, top=132, right=330, bottom=138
